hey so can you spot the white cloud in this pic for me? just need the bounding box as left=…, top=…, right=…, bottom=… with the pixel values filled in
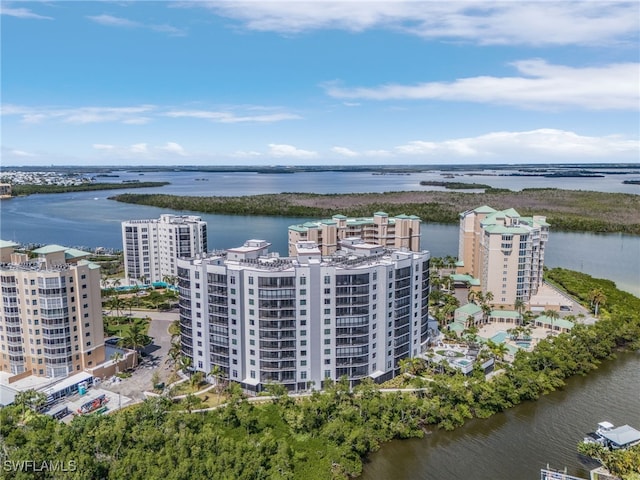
left=331, top=146, right=359, bottom=157
left=1, top=6, right=53, bottom=20
left=325, top=60, right=639, bottom=110
left=9, top=149, right=36, bottom=157
left=129, top=143, right=149, bottom=154
left=394, top=129, right=640, bottom=159
left=92, top=144, right=115, bottom=150
left=198, top=1, right=639, bottom=46
left=232, top=150, right=262, bottom=158
left=87, top=14, right=186, bottom=36
left=160, top=142, right=187, bottom=156
left=268, top=143, right=318, bottom=159
left=92, top=141, right=191, bottom=158
left=87, top=14, right=138, bottom=28
left=165, top=110, right=301, bottom=123
left=2, top=104, right=157, bottom=124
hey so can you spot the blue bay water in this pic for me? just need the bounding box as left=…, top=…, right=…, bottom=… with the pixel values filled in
left=1, top=169, right=638, bottom=295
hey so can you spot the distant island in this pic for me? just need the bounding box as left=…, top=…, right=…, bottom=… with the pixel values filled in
left=10, top=181, right=169, bottom=196
left=110, top=188, right=640, bottom=235
left=419, top=180, right=494, bottom=190
left=623, top=180, right=640, bottom=185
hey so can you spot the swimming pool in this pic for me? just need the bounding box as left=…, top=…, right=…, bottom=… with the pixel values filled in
left=490, top=331, right=508, bottom=344
left=516, top=341, right=531, bottom=348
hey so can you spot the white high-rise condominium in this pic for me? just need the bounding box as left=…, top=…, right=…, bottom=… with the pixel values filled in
left=122, top=214, right=207, bottom=284
left=458, top=206, right=549, bottom=307
left=177, top=237, right=431, bottom=392
left=0, top=241, right=105, bottom=379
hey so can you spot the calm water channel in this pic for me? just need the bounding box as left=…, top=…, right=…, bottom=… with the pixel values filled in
left=361, top=352, right=640, bottom=480
left=1, top=170, right=638, bottom=295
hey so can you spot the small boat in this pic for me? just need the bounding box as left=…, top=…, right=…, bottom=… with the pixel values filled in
left=583, top=421, right=640, bottom=450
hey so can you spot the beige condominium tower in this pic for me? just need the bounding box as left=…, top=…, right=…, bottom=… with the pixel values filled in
left=288, top=212, right=421, bottom=257
left=0, top=241, right=105, bottom=379
left=458, top=206, right=549, bottom=307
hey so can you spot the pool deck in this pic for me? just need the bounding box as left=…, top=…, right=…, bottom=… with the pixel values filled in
left=476, top=322, right=552, bottom=356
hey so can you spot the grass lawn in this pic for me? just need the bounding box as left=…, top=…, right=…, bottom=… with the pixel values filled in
left=104, top=316, right=151, bottom=338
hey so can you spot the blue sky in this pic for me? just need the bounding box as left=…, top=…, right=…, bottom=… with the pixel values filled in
left=1, top=1, right=639, bottom=166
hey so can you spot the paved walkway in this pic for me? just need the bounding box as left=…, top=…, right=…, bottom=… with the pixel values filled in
left=101, top=308, right=179, bottom=401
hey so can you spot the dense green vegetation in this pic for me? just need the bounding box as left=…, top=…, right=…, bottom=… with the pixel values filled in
left=578, top=443, right=640, bottom=479
left=11, top=182, right=169, bottom=196
left=419, top=180, right=494, bottom=189
left=1, top=271, right=638, bottom=479
left=110, top=188, right=640, bottom=234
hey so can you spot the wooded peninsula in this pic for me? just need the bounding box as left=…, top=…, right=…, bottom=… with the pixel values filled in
left=110, top=189, right=640, bottom=235
left=11, top=182, right=169, bottom=196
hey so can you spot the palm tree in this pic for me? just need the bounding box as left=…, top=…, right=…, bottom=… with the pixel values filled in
left=179, top=355, right=192, bottom=376
left=119, top=322, right=146, bottom=353
left=481, top=303, right=492, bottom=325
left=110, top=351, right=123, bottom=374
left=208, top=365, right=225, bottom=404
left=166, top=342, right=181, bottom=368
left=544, top=309, right=560, bottom=332
left=14, top=389, right=47, bottom=421
left=588, top=289, right=607, bottom=317
left=484, top=291, right=494, bottom=305
left=514, top=298, right=526, bottom=324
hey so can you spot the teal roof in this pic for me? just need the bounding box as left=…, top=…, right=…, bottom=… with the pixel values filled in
left=473, top=205, right=497, bottom=214
left=448, top=323, right=465, bottom=332
left=455, top=260, right=464, bottom=267
left=500, top=208, right=520, bottom=217
left=483, top=224, right=530, bottom=235
left=373, top=211, right=388, bottom=216
left=332, top=214, right=347, bottom=219
left=346, top=219, right=373, bottom=226
left=394, top=214, right=409, bottom=219
left=32, top=244, right=67, bottom=254
left=78, top=260, right=100, bottom=269
left=537, top=315, right=574, bottom=330
left=289, top=226, right=307, bottom=232
left=0, top=240, right=19, bottom=249
left=490, top=310, right=520, bottom=319
left=320, top=220, right=336, bottom=225
left=64, top=248, right=91, bottom=259
left=450, top=274, right=480, bottom=286
left=456, top=303, right=482, bottom=316
left=302, top=222, right=319, bottom=228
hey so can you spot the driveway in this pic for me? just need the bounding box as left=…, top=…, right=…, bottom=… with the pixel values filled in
left=102, top=308, right=179, bottom=401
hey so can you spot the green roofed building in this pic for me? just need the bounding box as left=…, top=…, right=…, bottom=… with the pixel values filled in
left=0, top=241, right=105, bottom=380
left=458, top=206, right=549, bottom=308
left=288, top=212, right=421, bottom=256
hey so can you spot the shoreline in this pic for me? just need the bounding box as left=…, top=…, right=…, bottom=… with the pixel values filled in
left=110, top=188, right=640, bottom=235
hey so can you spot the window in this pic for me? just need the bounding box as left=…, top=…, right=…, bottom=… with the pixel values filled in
left=324, top=288, right=330, bottom=294
left=324, top=298, right=330, bottom=305
left=324, top=318, right=331, bottom=325
left=301, top=360, right=307, bottom=366
left=300, top=330, right=307, bottom=336
left=324, top=339, right=330, bottom=345
left=300, top=277, right=306, bottom=285
left=324, top=349, right=331, bottom=355
left=324, top=308, right=331, bottom=314
left=300, top=289, right=306, bottom=295
left=324, top=329, right=331, bottom=335
left=300, top=310, right=307, bottom=316
left=324, top=276, right=331, bottom=284
left=248, top=277, right=254, bottom=285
